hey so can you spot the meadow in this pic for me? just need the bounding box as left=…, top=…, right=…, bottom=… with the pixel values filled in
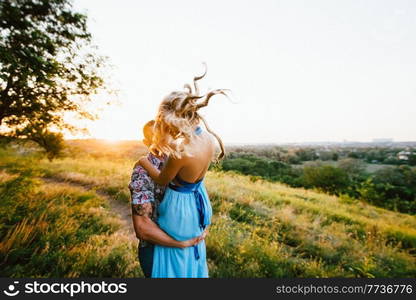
left=0, top=140, right=415, bottom=277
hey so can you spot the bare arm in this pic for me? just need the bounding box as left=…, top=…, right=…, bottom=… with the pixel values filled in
left=131, top=203, right=203, bottom=248
left=139, top=156, right=183, bottom=186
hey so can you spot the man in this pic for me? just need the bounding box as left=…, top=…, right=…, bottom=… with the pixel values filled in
left=129, top=120, right=205, bottom=277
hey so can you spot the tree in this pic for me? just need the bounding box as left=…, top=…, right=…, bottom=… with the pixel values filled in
left=0, top=0, right=107, bottom=158
left=337, top=158, right=368, bottom=197
left=359, top=165, right=416, bottom=214
left=295, top=148, right=318, bottom=161
left=408, top=153, right=416, bottom=166
left=301, top=164, right=350, bottom=195
left=338, top=158, right=366, bottom=178
left=222, top=157, right=256, bottom=175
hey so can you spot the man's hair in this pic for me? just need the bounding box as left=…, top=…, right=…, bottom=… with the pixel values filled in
left=143, top=120, right=155, bottom=142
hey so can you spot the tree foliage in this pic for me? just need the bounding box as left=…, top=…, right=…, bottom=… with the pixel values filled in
left=359, top=166, right=416, bottom=214
left=301, top=163, right=350, bottom=195
left=0, top=0, right=107, bottom=158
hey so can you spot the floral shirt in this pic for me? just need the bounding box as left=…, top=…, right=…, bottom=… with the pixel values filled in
left=129, top=152, right=166, bottom=247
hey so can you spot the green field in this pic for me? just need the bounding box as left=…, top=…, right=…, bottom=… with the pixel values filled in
left=0, top=141, right=415, bottom=277
left=294, top=160, right=414, bottom=173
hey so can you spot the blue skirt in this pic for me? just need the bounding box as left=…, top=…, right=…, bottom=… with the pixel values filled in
left=151, top=180, right=212, bottom=278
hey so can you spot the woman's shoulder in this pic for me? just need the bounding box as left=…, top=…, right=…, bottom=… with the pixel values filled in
left=201, top=132, right=217, bottom=157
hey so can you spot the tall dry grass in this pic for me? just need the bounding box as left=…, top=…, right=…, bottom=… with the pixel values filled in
left=0, top=165, right=141, bottom=277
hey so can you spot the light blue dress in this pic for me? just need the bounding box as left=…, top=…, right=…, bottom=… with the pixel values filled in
left=151, top=128, right=213, bottom=278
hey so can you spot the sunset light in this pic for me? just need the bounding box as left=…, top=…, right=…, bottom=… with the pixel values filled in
left=67, top=0, right=416, bottom=144
left=1, top=0, right=415, bottom=284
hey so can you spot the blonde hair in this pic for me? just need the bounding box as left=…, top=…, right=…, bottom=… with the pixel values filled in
left=149, top=65, right=227, bottom=161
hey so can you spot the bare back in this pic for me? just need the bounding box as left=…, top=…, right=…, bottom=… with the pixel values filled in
left=174, top=132, right=215, bottom=184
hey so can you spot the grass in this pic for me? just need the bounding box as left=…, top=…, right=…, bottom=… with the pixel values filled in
left=205, top=172, right=416, bottom=277
left=0, top=143, right=415, bottom=277
left=0, top=166, right=141, bottom=277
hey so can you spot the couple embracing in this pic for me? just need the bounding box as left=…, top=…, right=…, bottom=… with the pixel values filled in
left=128, top=68, right=227, bottom=278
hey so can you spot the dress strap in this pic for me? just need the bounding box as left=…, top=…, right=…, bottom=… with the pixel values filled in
left=195, top=126, right=203, bottom=135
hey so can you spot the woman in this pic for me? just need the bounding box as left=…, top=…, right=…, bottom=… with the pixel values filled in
left=138, top=67, right=227, bottom=278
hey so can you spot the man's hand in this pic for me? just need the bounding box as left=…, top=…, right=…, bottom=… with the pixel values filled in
left=179, top=229, right=209, bottom=248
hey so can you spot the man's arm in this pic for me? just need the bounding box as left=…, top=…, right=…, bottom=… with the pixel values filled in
left=131, top=203, right=204, bottom=248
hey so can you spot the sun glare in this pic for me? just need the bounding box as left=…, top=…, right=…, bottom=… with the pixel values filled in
left=102, top=137, right=123, bottom=144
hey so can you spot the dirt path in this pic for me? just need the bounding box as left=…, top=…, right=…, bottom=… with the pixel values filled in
left=41, top=177, right=137, bottom=242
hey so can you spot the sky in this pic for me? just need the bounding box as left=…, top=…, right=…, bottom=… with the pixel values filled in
left=71, top=0, right=416, bottom=144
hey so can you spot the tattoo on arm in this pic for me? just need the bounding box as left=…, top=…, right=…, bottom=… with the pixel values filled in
left=131, top=202, right=153, bottom=217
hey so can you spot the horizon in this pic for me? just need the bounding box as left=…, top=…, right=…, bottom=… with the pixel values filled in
left=70, top=0, right=416, bottom=143
left=65, top=137, right=416, bottom=146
